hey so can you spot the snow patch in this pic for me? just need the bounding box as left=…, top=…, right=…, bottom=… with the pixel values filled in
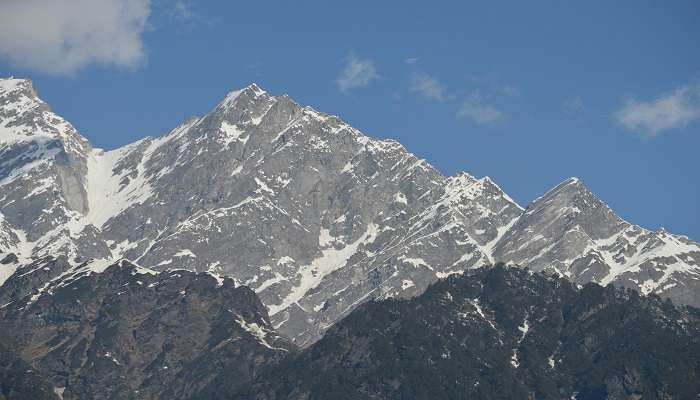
left=394, top=192, right=408, bottom=205
left=174, top=249, right=196, bottom=258
left=234, top=315, right=286, bottom=351
left=268, top=224, right=380, bottom=316
left=219, top=121, right=249, bottom=146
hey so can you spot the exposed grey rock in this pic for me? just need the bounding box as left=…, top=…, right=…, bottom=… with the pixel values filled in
left=0, top=77, right=698, bottom=346
left=492, top=178, right=700, bottom=306
left=0, top=78, right=108, bottom=263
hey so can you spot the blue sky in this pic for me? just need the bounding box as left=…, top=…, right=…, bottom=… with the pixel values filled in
left=1, top=1, right=699, bottom=239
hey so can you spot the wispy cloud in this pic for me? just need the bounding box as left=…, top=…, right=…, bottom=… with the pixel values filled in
left=452, top=75, right=517, bottom=125
left=563, top=96, right=585, bottom=116
left=0, top=0, right=150, bottom=75
left=410, top=73, right=445, bottom=101
left=169, top=0, right=193, bottom=21
left=401, top=68, right=516, bottom=126
left=499, top=84, right=519, bottom=98
left=161, top=0, right=214, bottom=29
left=465, top=74, right=520, bottom=98
left=337, top=53, right=379, bottom=92
left=456, top=92, right=505, bottom=125
left=616, top=82, right=700, bottom=137
left=404, top=57, right=419, bottom=65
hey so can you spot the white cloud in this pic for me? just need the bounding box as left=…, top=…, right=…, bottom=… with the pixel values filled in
left=410, top=73, right=445, bottom=101
left=616, top=83, right=700, bottom=137
left=563, top=96, right=585, bottom=116
left=404, top=57, right=419, bottom=65
left=0, top=0, right=151, bottom=75
left=456, top=93, right=505, bottom=125
left=337, top=53, right=379, bottom=92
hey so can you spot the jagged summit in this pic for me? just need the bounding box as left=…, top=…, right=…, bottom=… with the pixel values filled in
left=217, top=82, right=269, bottom=111
left=563, top=176, right=581, bottom=185
left=532, top=176, right=587, bottom=201
left=246, top=82, right=264, bottom=93
left=0, top=76, right=90, bottom=154
left=446, top=171, right=477, bottom=187
left=0, top=77, right=36, bottom=95
left=1, top=79, right=699, bottom=347
left=523, top=176, right=620, bottom=233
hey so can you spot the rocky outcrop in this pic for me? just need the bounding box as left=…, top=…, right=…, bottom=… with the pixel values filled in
left=231, top=265, right=700, bottom=400
left=0, top=339, right=59, bottom=400
left=0, top=259, right=293, bottom=400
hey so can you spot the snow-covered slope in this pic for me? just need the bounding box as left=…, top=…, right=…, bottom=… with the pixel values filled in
left=1, top=77, right=698, bottom=346
left=0, top=78, right=109, bottom=265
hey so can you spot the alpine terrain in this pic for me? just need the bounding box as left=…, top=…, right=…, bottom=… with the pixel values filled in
left=0, top=77, right=699, bottom=348
left=0, top=258, right=293, bottom=399
left=229, top=265, right=700, bottom=400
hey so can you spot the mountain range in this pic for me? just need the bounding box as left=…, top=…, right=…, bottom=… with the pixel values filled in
left=228, top=265, right=700, bottom=400
left=1, top=261, right=697, bottom=399
left=0, top=77, right=699, bottom=348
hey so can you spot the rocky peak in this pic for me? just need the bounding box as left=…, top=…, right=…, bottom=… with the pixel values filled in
left=445, top=171, right=478, bottom=189
left=214, top=83, right=273, bottom=120
left=2, top=78, right=700, bottom=352
left=0, top=77, right=39, bottom=100
left=224, top=83, right=265, bottom=101
left=0, top=77, right=91, bottom=157
left=530, top=177, right=587, bottom=206
left=444, top=173, right=520, bottom=209
left=523, top=177, right=623, bottom=239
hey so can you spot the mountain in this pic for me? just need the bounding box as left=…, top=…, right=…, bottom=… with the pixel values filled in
left=0, top=339, right=60, bottom=400
left=0, top=258, right=292, bottom=400
left=230, top=265, right=700, bottom=400
left=493, top=178, right=700, bottom=306
left=1, top=77, right=699, bottom=346
left=0, top=79, right=107, bottom=262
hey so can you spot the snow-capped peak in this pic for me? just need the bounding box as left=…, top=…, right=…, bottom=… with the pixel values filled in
left=219, top=83, right=268, bottom=109
left=446, top=171, right=477, bottom=189
left=530, top=176, right=592, bottom=206
left=564, top=176, right=581, bottom=185
left=2, top=77, right=699, bottom=350
left=444, top=173, right=522, bottom=210
left=0, top=77, right=36, bottom=96
left=0, top=77, right=90, bottom=154
left=552, top=176, right=586, bottom=193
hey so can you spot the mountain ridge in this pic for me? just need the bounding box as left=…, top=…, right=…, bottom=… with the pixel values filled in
left=0, top=257, right=293, bottom=399
left=228, top=264, right=700, bottom=400
left=1, top=77, right=698, bottom=345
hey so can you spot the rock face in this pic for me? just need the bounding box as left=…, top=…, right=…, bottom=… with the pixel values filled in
left=0, top=77, right=699, bottom=345
left=0, top=259, right=292, bottom=400
left=0, top=79, right=107, bottom=262
left=0, top=339, right=60, bottom=400
left=232, top=265, right=700, bottom=400
left=493, top=178, right=700, bottom=306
